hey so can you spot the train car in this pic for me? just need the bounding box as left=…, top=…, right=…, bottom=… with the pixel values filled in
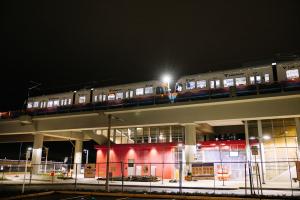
left=276, top=60, right=300, bottom=90
left=27, top=91, right=73, bottom=114
left=174, top=63, right=274, bottom=101
left=26, top=80, right=169, bottom=114
left=92, top=80, right=169, bottom=108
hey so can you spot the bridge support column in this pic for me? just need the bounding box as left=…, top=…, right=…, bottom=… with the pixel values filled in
left=184, top=125, right=196, bottom=176
left=295, top=117, right=300, bottom=159
left=74, top=140, right=83, bottom=174
left=31, top=133, right=44, bottom=174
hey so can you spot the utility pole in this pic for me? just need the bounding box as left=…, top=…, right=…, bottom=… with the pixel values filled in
left=105, top=114, right=112, bottom=192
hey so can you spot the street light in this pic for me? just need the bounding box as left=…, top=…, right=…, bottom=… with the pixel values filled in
left=22, top=147, right=32, bottom=193
left=162, top=74, right=172, bottom=93
left=83, top=149, right=89, bottom=164
left=105, top=114, right=124, bottom=192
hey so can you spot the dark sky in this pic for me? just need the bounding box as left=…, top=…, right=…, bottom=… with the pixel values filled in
left=1, top=0, right=300, bottom=111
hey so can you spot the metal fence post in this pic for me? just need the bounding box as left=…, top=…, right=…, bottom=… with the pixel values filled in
left=179, top=161, right=182, bottom=194
left=74, top=163, right=78, bottom=191
left=149, top=163, right=152, bottom=194
left=121, top=161, right=124, bottom=193
left=244, top=162, right=247, bottom=195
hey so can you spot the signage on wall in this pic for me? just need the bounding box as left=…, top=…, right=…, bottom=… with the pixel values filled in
left=84, top=164, right=96, bottom=178
left=251, top=146, right=259, bottom=155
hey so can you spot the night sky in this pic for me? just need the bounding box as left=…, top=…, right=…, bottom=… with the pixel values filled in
left=1, top=1, right=300, bottom=161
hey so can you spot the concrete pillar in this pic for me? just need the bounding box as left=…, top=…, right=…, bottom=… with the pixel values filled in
left=184, top=125, right=197, bottom=175
left=74, top=140, right=83, bottom=174
left=257, top=120, right=266, bottom=183
left=295, top=117, right=300, bottom=159
left=31, top=134, right=44, bottom=174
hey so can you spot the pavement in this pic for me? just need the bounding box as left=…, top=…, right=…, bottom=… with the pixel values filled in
left=1, top=173, right=300, bottom=197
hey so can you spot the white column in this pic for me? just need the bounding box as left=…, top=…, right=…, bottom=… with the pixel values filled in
left=184, top=125, right=196, bottom=175
left=31, top=134, right=44, bottom=174
left=244, top=121, right=251, bottom=162
left=295, top=118, right=300, bottom=159
left=257, top=120, right=266, bottom=183
left=74, top=140, right=83, bottom=174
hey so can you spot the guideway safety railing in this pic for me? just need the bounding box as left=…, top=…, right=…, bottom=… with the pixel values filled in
left=1, top=81, right=300, bottom=119
left=1, top=160, right=299, bottom=197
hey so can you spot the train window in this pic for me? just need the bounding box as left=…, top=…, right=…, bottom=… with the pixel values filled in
left=176, top=83, right=183, bottom=92
left=136, top=88, right=144, bottom=96
left=47, top=101, right=53, bottom=108
left=130, top=90, right=134, bottom=98
left=68, top=99, right=72, bottom=105
left=236, top=77, right=247, bottom=86
left=125, top=91, right=129, bottom=98
left=33, top=101, right=39, bottom=108
left=79, top=96, right=86, bottom=104
left=215, top=80, right=221, bottom=88
left=196, top=80, right=206, bottom=88
left=116, top=92, right=123, bottom=100
left=40, top=101, right=46, bottom=108
left=210, top=80, right=215, bottom=89
left=256, top=76, right=261, bottom=84
left=250, top=76, right=255, bottom=84
left=94, top=95, right=98, bottom=102
left=286, top=69, right=299, bottom=79
left=27, top=102, right=33, bottom=109
left=186, top=81, right=195, bottom=90
left=145, top=87, right=153, bottom=94
left=223, top=79, right=234, bottom=87
left=53, top=99, right=60, bottom=106
left=264, top=74, right=270, bottom=83
left=108, top=94, right=115, bottom=101
left=103, top=94, right=106, bottom=101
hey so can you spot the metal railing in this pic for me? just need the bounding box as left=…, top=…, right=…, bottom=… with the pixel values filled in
left=1, top=160, right=299, bottom=197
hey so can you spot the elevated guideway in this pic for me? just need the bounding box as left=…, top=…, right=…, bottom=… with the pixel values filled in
left=0, top=91, right=299, bottom=135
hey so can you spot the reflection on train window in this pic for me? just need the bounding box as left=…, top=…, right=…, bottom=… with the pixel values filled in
left=215, top=80, right=220, bottom=88
left=47, top=101, right=53, bottom=108
left=197, top=80, right=206, bottom=88
left=116, top=92, right=123, bottom=100
left=145, top=87, right=153, bottom=94
left=27, top=102, right=33, bottom=109
left=286, top=69, right=299, bottom=80
left=250, top=76, right=255, bottom=84
left=79, top=96, right=86, bottom=104
left=33, top=101, right=39, bottom=108
left=264, top=74, right=270, bottom=83
left=210, top=80, right=215, bottom=89
left=53, top=99, right=60, bottom=106
left=136, top=88, right=144, bottom=96
left=108, top=94, right=115, bottom=101
left=61, top=99, right=68, bottom=106
left=256, top=75, right=261, bottom=84
left=186, top=81, right=195, bottom=89
left=236, top=77, right=246, bottom=86
left=223, top=79, right=234, bottom=87
left=176, top=83, right=183, bottom=92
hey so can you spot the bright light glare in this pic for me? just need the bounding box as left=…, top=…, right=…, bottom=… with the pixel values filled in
left=249, top=136, right=256, bottom=140
left=263, top=135, right=271, bottom=140
left=27, top=147, right=32, bottom=151
left=162, top=74, right=171, bottom=83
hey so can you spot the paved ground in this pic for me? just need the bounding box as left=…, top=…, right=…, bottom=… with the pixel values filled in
left=1, top=173, right=300, bottom=197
